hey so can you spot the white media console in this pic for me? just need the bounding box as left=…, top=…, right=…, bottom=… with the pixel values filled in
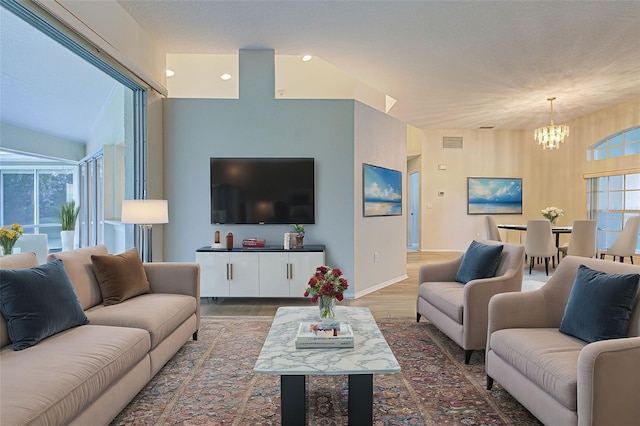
left=195, top=245, right=325, bottom=298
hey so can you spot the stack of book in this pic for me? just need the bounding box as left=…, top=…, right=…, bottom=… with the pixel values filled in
left=242, top=238, right=266, bottom=247
left=295, top=322, right=354, bottom=349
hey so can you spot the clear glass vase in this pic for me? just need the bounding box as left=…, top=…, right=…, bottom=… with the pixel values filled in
left=318, top=295, right=336, bottom=321
left=1, top=242, right=15, bottom=256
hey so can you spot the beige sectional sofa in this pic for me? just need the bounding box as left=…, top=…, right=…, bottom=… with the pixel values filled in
left=486, top=255, right=640, bottom=426
left=0, top=245, right=200, bottom=425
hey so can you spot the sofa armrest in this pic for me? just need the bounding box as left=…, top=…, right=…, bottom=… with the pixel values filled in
left=144, top=262, right=200, bottom=298
left=577, top=337, right=640, bottom=426
left=487, top=290, right=559, bottom=336
left=462, top=266, right=522, bottom=348
left=418, top=256, right=463, bottom=284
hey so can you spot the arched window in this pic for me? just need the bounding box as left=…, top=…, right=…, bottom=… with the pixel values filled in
left=587, top=126, right=640, bottom=161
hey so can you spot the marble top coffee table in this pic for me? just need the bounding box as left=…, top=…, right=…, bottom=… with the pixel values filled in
left=254, top=306, right=400, bottom=425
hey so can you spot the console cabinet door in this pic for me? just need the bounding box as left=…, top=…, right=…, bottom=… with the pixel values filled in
left=289, top=252, right=325, bottom=297
left=196, top=252, right=231, bottom=297
left=259, top=252, right=291, bottom=297
left=228, top=252, right=260, bottom=297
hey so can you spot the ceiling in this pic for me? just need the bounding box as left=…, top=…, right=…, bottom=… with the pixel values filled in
left=118, top=0, right=640, bottom=130
left=0, top=7, right=119, bottom=145
left=1, top=1, right=639, bottom=154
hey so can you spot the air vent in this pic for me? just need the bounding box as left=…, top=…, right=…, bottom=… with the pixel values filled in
left=443, top=136, right=463, bottom=149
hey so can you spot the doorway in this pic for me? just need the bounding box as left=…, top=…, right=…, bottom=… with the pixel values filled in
left=407, top=171, right=419, bottom=250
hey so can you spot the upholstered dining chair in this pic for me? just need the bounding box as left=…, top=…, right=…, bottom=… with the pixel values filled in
left=486, top=216, right=502, bottom=241
left=524, top=219, right=556, bottom=275
left=599, top=216, right=640, bottom=264
left=13, top=233, right=49, bottom=264
left=558, top=219, right=597, bottom=260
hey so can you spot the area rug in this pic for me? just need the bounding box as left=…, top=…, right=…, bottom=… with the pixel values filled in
left=112, top=317, right=541, bottom=425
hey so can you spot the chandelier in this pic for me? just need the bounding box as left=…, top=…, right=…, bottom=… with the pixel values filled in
left=534, top=97, right=569, bottom=150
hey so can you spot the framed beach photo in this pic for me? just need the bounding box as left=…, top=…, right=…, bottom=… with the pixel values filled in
left=467, top=177, right=522, bottom=215
left=363, top=163, right=402, bottom=217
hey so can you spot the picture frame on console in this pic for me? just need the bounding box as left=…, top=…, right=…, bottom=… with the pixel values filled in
left=362, top=163, right=402, bottom=217
left=467, top=177, right=523, bottom=215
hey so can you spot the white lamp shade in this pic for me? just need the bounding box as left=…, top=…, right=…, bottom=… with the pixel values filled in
left=121, top=200, right=169, bottom=224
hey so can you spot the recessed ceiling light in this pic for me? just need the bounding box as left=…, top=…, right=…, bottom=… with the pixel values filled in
left=301, top=55, right=313, bottom=62
left=166, top=69, right=175, bottom=77
left=221, top=73, right=232, bottom=80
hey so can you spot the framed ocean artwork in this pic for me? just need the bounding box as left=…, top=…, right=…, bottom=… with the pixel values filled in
left=363, top=163, right=402, bottom=217
left=467, top=177, right=523, bottom=215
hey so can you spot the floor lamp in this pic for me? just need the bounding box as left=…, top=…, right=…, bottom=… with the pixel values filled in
left=121, top=200, right=169, bottom=262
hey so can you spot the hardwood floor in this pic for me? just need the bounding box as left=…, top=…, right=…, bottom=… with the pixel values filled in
left=199, top=249, right=634, bottom=319
left=200, top=250, right=460, bottom=319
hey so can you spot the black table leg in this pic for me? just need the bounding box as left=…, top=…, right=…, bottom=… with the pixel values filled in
left=348, top=374, right=373, bottom=426
left=281, top=375, right=305, bottom=426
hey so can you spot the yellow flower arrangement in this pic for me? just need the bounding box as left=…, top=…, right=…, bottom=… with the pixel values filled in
left=0, top=223, right=24, bottom=255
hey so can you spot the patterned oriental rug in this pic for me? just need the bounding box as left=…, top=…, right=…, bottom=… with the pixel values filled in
left=112, top=317, right=542, bottom=426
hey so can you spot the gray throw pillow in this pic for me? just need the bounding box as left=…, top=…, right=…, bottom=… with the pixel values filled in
left=559, top=264, right=639, bottom=343
left=0, top=259, right=88, bottom=350
left=455, top=240, right=504, bottom=284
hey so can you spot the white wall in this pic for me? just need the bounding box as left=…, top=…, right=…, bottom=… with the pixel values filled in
left=86, top=85, right=126, bottom=153
left=0, top=122, right=85, bottom=161
left=354, top=102, right=408, bottom=297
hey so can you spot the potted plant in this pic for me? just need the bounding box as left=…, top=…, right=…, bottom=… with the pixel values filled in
left=292, top=224, right=305, bottom=248
left=59, top=200, right=80, bottom=251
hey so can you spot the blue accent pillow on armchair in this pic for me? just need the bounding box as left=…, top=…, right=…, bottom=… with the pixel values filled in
left=0, top=259, right=88, bottom=350
left=559, top=264, right=639, bottom=343
left=455, top=240, right=504, bottom=284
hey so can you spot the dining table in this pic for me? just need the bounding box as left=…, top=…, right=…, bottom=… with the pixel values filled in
left=497, top=224, right=572, bottom=250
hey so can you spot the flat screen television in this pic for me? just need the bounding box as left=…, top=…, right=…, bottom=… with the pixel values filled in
left=210, top=157, right=315, bottom=224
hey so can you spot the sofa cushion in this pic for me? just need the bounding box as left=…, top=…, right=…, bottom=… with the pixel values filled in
left=490, top=328, right=585, bottom=411
left=455, top=240, right=503, bottom=284
left=418, top=282, right=464, bottom=323
left=0, top=259, right=88, bottom=350
left=0, top=324, right=150, bottom=426
left=559, top=264, right=640, bottom=343
left=47, top=245, right=109, bottom=310
left=85, top=293, right=196, bottom=349
left=91, top=248, right=151, bottom=305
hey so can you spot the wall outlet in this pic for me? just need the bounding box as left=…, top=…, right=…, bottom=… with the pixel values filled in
left=373, top=252, right=379, bottom=262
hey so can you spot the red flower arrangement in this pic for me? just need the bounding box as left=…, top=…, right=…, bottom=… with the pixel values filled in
left=303, top=265, right=349, bottom=302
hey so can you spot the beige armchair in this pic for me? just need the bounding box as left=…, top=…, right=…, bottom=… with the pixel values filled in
left=486, top=256, right=640, bottom=426
left=416, top=240, right=525, bottom=364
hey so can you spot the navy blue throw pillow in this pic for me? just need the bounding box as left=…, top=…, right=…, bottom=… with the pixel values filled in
left=559, top=265, right=639, bottom=343
left=0, top=259, right=88, bottom=350
left=455, top=240, right=504, bottom=284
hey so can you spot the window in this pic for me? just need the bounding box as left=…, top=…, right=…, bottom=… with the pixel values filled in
left=587, top=126, right=640, bottom=161
left=0, top=165, right=77, bottom=249
left=588, top=173, right=640, bottom=252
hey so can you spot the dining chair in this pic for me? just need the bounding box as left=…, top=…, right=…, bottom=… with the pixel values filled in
left=558, top=220, right=597, bottom=259
left=486, top=216, right=502, bottom=241
left=524, top=219, right=556, bottom=275
left=599, top=216, right=640, bottom=264
left=13, top=233, right=49, bottom=264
